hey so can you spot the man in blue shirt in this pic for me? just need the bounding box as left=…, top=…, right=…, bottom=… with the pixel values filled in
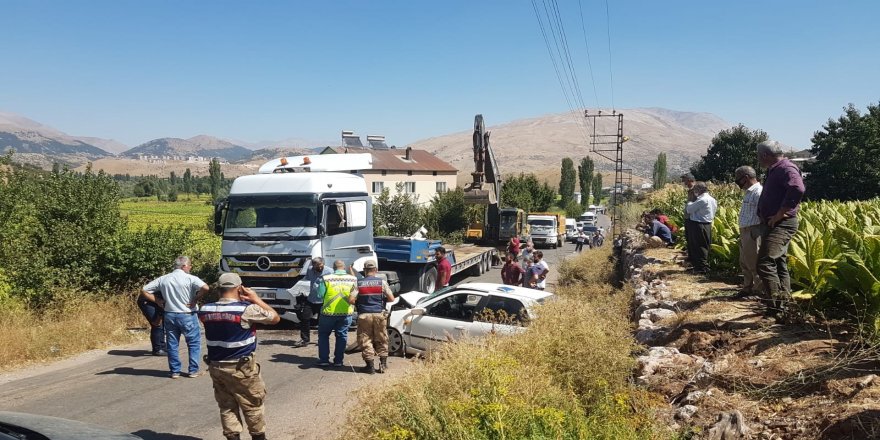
left=293, top=257, right=333, bottom=348
left=649, top=214, right=675, bottom=246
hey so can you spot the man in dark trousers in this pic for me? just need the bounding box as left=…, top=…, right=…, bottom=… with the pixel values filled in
left=351, top=260, right=395, bottom=374
left=680, top=173, right=697, bottom=265
left=199, top=273, right=280, bottom=440
left=141, top=256, right=209, bottom=378
left=756, top=140, right=805, bottom=318
left=293, top=257, right=332, bottom=348
left=435, top=246, right=452, bottom=288
left=684, top=182, right=718, bottom=273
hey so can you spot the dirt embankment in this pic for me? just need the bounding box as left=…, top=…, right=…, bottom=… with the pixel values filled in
left=621, top=235, right=880, bottom=440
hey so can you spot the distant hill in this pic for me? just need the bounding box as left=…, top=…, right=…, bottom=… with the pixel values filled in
left=0, top=111, right=112, bottom=167
left=122, top=135, right=252, bottom=161
left=73, top=136, right=129, bottom=155
left=409, top=108, right=731, bottom=185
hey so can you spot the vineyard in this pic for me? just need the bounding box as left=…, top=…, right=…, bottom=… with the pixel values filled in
left=646, top=185, right=880, bottom=332
left=120, top=197, right=221, bottom=282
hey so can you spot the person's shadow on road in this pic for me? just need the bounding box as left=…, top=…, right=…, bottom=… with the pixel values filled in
left=95, top=367, right=169, bottom=378
left=107, top=349, right=153, bottom=357
left=131, top=430, right=201, bottom=440
left=269, top=352, right=321, bottom=369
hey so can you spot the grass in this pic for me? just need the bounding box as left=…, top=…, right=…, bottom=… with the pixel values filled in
left=0, top=293, right=144, bottom=372
left=344, top=245, right=668, bottom=440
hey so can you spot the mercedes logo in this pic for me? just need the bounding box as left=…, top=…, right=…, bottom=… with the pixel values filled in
left=256, top=256, right=272, bottom=271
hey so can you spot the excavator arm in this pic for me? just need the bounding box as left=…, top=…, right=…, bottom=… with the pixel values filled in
left=463, top=114, right=501, bottom=205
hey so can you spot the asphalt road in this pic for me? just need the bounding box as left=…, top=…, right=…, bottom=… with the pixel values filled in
left=0, top=215, right=610, bottom=440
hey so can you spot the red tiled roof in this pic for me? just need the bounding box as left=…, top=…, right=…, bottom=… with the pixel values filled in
left=327, top=147, right=458, bottom=172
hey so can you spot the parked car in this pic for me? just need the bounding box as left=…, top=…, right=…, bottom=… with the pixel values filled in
left=0, top=411, right=139, bottom=439
left=386, top=283, right=554, bottom=355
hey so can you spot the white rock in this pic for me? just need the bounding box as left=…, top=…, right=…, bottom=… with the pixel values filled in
left=684, top=390, right=707, bottom=404
left=642, top=308, right=677, bottom=323
left=675, top=405, right=698, bottom=421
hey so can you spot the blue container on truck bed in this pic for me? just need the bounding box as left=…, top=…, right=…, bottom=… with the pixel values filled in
left=374, top=237, right=456, bottom=264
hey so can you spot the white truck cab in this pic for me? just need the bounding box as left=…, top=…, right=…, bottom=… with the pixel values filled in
left=214, top=154, right=377, bottom=320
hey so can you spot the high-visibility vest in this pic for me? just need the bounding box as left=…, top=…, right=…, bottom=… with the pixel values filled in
left=321, top=273, right=357, bottom=316
left=198, top=301, right=257, bottom=362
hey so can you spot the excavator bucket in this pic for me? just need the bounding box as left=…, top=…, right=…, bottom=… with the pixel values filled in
left=464, top=183, right=497, bottom=205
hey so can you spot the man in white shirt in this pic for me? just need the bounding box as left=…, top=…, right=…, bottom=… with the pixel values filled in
left=142, top=256, right=210, bottom=378
left=735, top=166, right=763, bottom=296
left=531, top=251, right=550, bottom=290
left=685, top=182, right=718, bottom=273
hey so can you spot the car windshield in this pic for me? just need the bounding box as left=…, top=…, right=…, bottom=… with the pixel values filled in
left=415, top=285, right=457, bottom=305
left=225, top=194, right=319, bottom=236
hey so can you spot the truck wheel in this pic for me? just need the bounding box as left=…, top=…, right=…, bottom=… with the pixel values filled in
left=470, top=259, right=483, bottom=276
left=483, top=256, right=491, bottom=272
left=421, top=267, right=438, bottom=293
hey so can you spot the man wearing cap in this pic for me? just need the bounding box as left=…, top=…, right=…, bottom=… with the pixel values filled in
left=316, top=259, right=358, bottom=367
left=293, top=257, right=332, bottom=348
left=141, top=256, right=209, bottom=379
left=199, top=273, right=280, bottom=440
left=351, top=260, right=395, bottom=374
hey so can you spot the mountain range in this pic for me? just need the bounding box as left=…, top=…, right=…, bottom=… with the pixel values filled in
left=0, top=108, right=733, bottom=180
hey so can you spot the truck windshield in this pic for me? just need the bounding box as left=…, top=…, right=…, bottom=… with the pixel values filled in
left=500, top=213, right=518, bottom=231
left=225, top=194, right=319, bottom=237
left=529, top=219, right=553, bottom=227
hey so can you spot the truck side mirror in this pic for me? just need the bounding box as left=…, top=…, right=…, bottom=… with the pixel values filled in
left=213, top=199, right=226, bottom=235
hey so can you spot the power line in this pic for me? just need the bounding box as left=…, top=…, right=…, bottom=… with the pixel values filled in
left=529, top=0, right=591, bottom=143
left=577, top=0, right=600, bottom=108
left=604, top=0, right=615, bottom=110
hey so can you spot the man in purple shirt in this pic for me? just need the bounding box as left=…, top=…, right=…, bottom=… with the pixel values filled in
left=756, top=140, right=805, bottom=318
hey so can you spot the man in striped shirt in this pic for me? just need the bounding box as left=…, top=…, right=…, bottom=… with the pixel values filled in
left=199, top=272, right=280, bottom=440
left=735, top=166, right=763, bottom=297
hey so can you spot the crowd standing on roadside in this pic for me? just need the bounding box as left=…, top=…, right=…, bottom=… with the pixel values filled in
left=675, top=140, right=805, bottom=322
left=141, top=256, right=209, bottom=379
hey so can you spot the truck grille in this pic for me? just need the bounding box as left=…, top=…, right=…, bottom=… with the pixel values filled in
left=224, top=255, right=308, bottom=277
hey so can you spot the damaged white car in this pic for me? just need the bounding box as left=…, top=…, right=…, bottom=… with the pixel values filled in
left=385, top=283, right=553, bottom=355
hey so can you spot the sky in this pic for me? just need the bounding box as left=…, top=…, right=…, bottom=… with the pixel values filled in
left=1, top=0, right=878, bottom=149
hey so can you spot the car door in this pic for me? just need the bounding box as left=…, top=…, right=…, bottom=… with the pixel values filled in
left=406, top=291, right=487, bottom=351
left=473, top=295, right=530, bottom=336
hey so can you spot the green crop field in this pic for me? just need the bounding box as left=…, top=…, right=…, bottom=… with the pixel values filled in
left=120, top=196, right=221, bottom=272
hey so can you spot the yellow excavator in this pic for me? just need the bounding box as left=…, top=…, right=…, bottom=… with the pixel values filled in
left=463, top=114, right=527, bottom=249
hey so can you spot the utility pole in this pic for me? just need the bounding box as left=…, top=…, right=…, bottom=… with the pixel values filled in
left=584, top=110, right=626, bottom=238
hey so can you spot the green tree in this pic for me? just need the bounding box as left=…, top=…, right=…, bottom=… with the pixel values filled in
left=558, top=158, right=576, bottom=207
left=591, top=173, right=603, bottom=206
left=424, top=188, right=469, bottom=237
left=500, top=173, right=557, bottom=213
left=652, top=153, right=668, bottom=189
left=373, top=183, right=423, bottom=237
left=578, top=157, right=594, bottom=209
left=183, top=168, right=193, bottom=194
left=690, top=124, right=767, bottom=183
left=564, top=199, right=582, bottom=218
left=806, top=102, right=880, bottom=200
left=209, top=158, right=222, bottom=201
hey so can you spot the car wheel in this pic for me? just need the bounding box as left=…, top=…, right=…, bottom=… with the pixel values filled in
left=388, top=327, right=404, bottom=356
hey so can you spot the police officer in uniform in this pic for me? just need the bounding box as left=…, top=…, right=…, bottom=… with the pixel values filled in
left=316, top=259, right=358, bottom=367
left=199, top=273, right=280, bottom=440
left=350, top=260, right=394, bottom=374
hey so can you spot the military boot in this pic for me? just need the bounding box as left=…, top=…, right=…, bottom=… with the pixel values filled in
left=251, top=433, right=266, bottom=440
left=224, top=434, right=240, bottom=440
left=360, top=360, right=375, bottom=374
left=378, top=356, right=388, bottom=374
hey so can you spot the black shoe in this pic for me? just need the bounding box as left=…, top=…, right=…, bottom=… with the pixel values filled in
left=251, top=433, right=266, bottom=440
left=152, top=349, right=168, bottom=356
left=361, top=360, right=376, bottom=374
left=291, top=340, right=309, bottom=348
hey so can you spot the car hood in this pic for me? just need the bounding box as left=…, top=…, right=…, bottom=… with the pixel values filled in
left=0, top=411, right=140, bottom=439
